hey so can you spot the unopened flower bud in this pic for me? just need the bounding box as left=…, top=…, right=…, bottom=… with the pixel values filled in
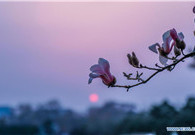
left=132, top=52, right=139, bottom=67
left=127, top=53, right=133, bottom=65
left=127, top=52, right=139, bottom=67
left=175, top=40, right=186, bottom=50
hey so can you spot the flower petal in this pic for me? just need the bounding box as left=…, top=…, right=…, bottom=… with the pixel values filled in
left=162, top=30, right=173, bottom=53
left=88, top=78, right=93, bottom=84
left=159, top=55, right=168, bottom=66
left=178, top=32, right=184, bottom=41
left=170, top=28, right=178, bottom=40
left=162, top=30, right=171, bottom=43
left=90, top=64, right=104, bottom=75
left=88, top=73, right=100, bottom=84
left=89, top=73, right=100, bottom=78
left=162, top=43, right=167, bottom=52
left=148, top=43, right=159, bottom=54
left=98, top=58, right=110, bottom=74
left=163, top=36, right=172, bottom=53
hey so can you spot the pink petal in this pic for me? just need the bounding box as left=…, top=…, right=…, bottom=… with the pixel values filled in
left=100, top=75, right=111, bottom=85
left=149, top=43, right=159, bottom=54
left=90, top=64, right=104, bottom=75
left=88, top=73, right=100, bottom=84
left=88, top=78, right=93, bottom=84
left=89, top=73, right=100, bottom=78
left=98, top=58, right=110, bottom=71
left=164, top=36, right=172, bottom=53
left=170, top=28, right=178, bottom=40
left=162, top=30, right=173, bottom=53
left=159, top=55, right=168, bottom=66
left=162, top=43, right=167, bottom=52
left=98, top=58, right=113, bottom=81
left=178, top=32, right=184, bottom=41
left=98, top=58, right=111, bottom=74
left=162, top=30, right=171, bottom=44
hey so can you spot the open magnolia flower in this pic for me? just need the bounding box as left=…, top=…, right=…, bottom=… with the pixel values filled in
left=88, top=58, right=116, bottom=87
left=149, top=28, right=184, bottom=65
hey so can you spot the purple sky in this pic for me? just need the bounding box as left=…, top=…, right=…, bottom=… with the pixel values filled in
left=0, top=2, right=195, bottom=112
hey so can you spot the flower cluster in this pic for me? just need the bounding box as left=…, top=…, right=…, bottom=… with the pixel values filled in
left=88, top=7, right=195, bottom=91
left=88, top=28, right=195, bottom=89
left=149, top=28, right=185, bottom=65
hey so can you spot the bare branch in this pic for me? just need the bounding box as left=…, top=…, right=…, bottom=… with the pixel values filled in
left=139, top=64, right=160, bottom=71
left=111, top=51, right=195, bottom=91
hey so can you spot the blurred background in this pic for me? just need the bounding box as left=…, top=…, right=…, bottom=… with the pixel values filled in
left=0, top=2, right=195, bottom=135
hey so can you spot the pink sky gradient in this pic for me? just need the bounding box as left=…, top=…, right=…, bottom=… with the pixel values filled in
left=0, top=2, right=194, bottom=112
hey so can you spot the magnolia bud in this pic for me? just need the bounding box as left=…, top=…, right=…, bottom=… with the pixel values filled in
left=176, top=40, right=186, bottom=50
left=132, top=52, right=139, bottom=67
left=127, top=52, right=139, bottom=67
left=174, top=46, right=181, bottom=56
left=127, top=54, right=133, bottom=65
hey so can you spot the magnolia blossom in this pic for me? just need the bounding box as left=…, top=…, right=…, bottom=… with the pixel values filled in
left=88, top=58, right=116, bottom=86
left=170, top=28, right=184, bottom=41
left=149, top=28, right=184, bottom=65
left=170, top=28, right=185, bottom=50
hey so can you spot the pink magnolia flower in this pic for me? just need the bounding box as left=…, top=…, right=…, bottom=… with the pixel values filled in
left=170, top=28, right=184, bottom=41
left=170, top=28, right=185, bottom=50
left=88, top=58, right=116, bottom=86
left=149, top=28, right=184, bottom=65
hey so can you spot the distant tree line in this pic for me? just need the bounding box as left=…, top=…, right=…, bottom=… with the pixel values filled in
left=0, top=97, right=195, bottom=135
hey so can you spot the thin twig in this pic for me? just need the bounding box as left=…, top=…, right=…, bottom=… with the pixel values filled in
left=139, top=64, right=160, bottom=71
left=155, top=63, right=164, bottom=68
left=111, top=51, right=195, bottom=92
left=123, top=72, right=144, bottom=82
left=181, top=50, right=186, bottom=56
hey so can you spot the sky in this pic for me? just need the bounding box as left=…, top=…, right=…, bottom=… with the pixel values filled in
left=0, top=2, right=195, bottom=112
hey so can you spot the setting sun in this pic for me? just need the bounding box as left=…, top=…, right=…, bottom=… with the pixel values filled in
left=89, top=94, right=99, bottom=103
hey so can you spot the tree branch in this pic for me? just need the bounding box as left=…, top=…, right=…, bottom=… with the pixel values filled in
left=111, top=51, right=195, bottom=92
